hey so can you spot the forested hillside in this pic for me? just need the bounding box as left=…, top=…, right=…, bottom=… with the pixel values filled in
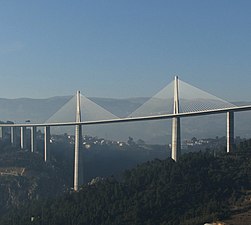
left=1, top=152, right=250, bottom=225
left=0, top=137, right=168, bottom=219
left=0, top=142, right=68, bottom=216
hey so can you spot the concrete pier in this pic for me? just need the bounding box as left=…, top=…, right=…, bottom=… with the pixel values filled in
left=0, top=127, right=3, bottom=139
left=74, top=91, right=83, bottom=191
left=20, top=126, right=27, bottom=149
left=31, top=126, right=37, bottom=152
left=10, top=127, right=17, bottom=147
left=44, top=126, right=51, bottom=162
left=172, top=117, right=181, bottom=161
left=227, top=111, right=234, bottom=153
left=171, top=76, right=181, bottom=161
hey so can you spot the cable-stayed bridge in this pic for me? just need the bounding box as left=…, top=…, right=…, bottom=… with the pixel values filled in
left=1, top=76, right=251, bottom=191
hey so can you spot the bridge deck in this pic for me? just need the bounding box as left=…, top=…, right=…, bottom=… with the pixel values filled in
left=1, top=105, right=251, bottom=128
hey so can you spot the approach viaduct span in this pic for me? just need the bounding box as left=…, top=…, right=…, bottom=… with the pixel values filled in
left=1, top=76, right=251, bottom=191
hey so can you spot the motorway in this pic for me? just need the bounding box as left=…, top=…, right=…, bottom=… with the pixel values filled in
left=1, top=105, right=251, bottom=128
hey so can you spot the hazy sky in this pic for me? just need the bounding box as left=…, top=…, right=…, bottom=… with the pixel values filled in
left=0, top=0, right=250, bottom=101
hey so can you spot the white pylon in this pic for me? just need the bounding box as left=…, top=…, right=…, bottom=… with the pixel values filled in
left=74, top=91, right=83, bottom=191
left=44, top=126, right=51, bottom=162
left=171, top=76, right=181, bottom=161
left=227, top=111, right=234, bottom=153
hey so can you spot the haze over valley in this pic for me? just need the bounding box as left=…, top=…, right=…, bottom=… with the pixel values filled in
left=1, top=96, right=251, bottom=144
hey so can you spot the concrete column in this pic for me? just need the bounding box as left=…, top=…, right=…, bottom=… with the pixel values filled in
left=31, top=126, right=37, bottom=153
left=0, top=127, right=3, bottom=139
left=10, top=127, right=14, bottom=145
left=227, top=111, right=234, bottom=153
left=20, top=127, right=27, bottom=149
left=74, top=91, right=83, bottom=191
left=171, top=76, right=181, bottom=161
left=44, top=126, right=51, bottom=162
left=74, top=124, right=83, bottom=191
left=10, top=127, right=17, bottom=146
left=172, top=117, right=181, bottom=160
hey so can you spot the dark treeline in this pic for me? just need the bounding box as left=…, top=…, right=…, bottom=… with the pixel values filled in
left=1, top=151, right=250, bottom=225
left=0, top=143, right=67, bottom=216
left=0, top=137, right=168, bottom=217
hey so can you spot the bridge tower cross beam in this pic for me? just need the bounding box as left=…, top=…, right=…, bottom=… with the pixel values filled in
left=171, top=76, right=181, bottom=161
left=74, top=91, right=83, bottom=191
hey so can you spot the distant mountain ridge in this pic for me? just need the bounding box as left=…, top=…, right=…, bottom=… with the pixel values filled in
left=0, top=96, right=72, bottom=123
left=0, top=96, right=150, bottom=122
left=0, top=96, right=251, bottom=144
